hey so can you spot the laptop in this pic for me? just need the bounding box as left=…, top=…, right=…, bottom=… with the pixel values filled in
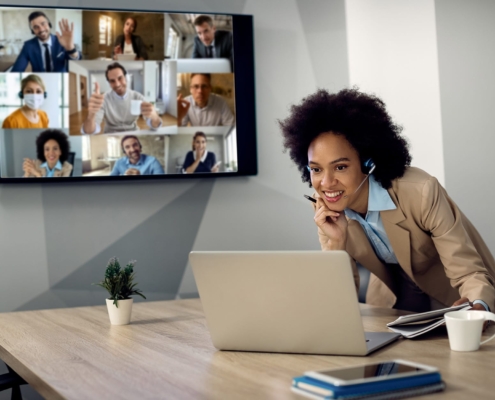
left=189, top=250, right=400, bottom=356
left=115, top=54, right=136, bottom=61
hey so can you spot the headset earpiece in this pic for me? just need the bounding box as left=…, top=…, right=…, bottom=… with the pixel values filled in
left=363, top=158, right=376, bottom=175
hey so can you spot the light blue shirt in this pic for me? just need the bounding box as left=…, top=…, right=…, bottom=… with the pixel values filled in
left=40, top=160, right=62, bottom=177
left=110, top=154, right=164, bottom=176
left=345, top=175, right=490, bottom=311
left=345, top=175, right=398, bottom=264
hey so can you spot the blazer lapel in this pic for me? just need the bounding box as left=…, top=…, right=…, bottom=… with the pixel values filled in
left=31, top=41, right=43, bottom=71
left=381, top=188, right=412, bottom=278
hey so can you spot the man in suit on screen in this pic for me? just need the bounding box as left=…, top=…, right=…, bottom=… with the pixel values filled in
left=192, top=15, right=233, bottom=64
left=11, top=11, right=81, bottom=73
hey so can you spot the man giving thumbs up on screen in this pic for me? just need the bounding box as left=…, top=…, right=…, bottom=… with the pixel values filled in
left=82, top=62, right=162, bottom=134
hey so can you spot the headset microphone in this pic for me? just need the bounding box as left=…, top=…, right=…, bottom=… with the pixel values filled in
left=343, top=160, right=376, bottom=199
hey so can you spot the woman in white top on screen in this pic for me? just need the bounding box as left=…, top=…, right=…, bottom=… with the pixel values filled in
left=182, top=132, right=220, bottom=173
left=112, top=17, right=148, bottom=60
left=23, top=129, right=72, bottom=177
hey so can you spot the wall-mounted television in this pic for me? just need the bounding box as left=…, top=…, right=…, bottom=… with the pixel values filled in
left=0, top=5, right=256, bottom=182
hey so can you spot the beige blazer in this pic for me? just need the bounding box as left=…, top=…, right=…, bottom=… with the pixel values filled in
left=315, top=167, right=495, bottom=310
left=26, top=160, right=73, bottom=177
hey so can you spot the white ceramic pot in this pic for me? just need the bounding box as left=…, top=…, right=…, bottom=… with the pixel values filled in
left=106, top=298, right=133, bottom=325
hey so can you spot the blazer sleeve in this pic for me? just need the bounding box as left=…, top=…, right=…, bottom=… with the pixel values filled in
left=421, top=176, right=495, bottom=308
left=11, top=43, right=29, bottom=72
left=133, top=36, right=148, bottom=60
left=192, top=37, right=203, bottom=58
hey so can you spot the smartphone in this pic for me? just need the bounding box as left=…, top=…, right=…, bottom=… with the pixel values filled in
left=305, top=360, right=438, bottom=386
left=213, top=161, right=222, bottom=168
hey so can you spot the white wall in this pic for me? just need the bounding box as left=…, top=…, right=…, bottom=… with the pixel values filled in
left=345, top=0, right=445, bottom=185
left=55, top=9, right=82, bottom=52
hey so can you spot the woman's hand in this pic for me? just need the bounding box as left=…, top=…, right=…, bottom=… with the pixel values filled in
left=452, top=297, right=490, bottom=331
left=314, top=197, right=348, bottom=250
left=114, top=45, right=122, bottom=55
left=23, top=158, right=41, bottom=177
left=195, top=147, right=205, bottom=160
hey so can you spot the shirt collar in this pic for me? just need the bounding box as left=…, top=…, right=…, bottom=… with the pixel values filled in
left=125, top=154, right=145, bottom=166
left=38, top=35, right=52, bottom=46
left=112, top=89, right=129, bottom=100
left=193, top=150, right=208, bottom=162
left=344, top=174, right=396, bottom=219
left=367, top=174, right=396, bottom=212
left=191, top=94, right=212, bottom=109
left=41, top=160, right=62, bottom=171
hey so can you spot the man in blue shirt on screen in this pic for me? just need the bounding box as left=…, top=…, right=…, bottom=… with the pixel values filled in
left=11, top=11, right=81, bottom=73
left=110, top=136, right=164, bottom=176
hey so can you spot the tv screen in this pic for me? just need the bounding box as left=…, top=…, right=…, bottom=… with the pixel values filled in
left=0, top=5, right=257, bottom=182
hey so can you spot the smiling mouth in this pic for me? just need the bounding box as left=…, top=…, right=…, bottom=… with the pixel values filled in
left=323, top=190, right=344, bottom=203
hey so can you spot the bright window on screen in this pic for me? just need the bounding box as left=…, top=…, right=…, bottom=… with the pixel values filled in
left=82, top=136, right=91, bottom=161
left=107, top=137, right=120, bottom=158
left=166, top=26, right=179, bottom=58
left=0, top=74, right=21, bottom=122
left=99, top=15, right=114, bottom=46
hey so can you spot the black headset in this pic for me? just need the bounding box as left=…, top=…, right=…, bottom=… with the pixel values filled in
left=362, top=158, right=376, bottom=175
left=18, top=91, right=48, bottom=99
left=29, top=12, right=52, bottom=35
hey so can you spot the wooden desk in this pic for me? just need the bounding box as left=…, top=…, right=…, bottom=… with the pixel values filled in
left=0, top=299, right=493, bottom=399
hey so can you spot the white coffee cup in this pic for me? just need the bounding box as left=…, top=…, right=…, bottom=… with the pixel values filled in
left=130, top=100, right=143, bottom=115
left=445, top=310, right=495, bottom=351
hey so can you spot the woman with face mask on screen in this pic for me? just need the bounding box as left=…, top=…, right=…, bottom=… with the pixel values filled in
left=182, top=131, right=220, bottom=173
left=2, top=74, right=49, bottom=129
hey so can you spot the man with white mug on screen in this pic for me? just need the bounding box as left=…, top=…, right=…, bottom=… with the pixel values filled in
left=82, top=62, right=161, bottom=134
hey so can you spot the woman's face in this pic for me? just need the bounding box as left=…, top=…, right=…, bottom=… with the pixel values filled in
left=307, top=132, right=368, bottom=213
left=194, top=136, right=207, bottom=152
left=44, top=139, right=62, bottom=166
left=23, top=81, right=44, bottom=95
left=124, top=18, right=136, bottom=35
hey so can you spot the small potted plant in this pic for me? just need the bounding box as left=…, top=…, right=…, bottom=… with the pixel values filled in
left=93, top=257, right=146, bottom=325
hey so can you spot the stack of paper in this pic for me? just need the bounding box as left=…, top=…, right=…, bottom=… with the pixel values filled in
left=386, top=302, right=471, bottom=338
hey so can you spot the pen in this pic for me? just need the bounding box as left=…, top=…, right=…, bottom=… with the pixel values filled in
left=303, top=194, right=317, bottom=203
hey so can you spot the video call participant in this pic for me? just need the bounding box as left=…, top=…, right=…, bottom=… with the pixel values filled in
left=12, top=12, right=81, bottom=73
left=82, top=63, right=162, bottom=134
left=23, top=129, right=72, bottom=177
left=280, top=88, right=495, bottom=313
left=177, top=73, right=234, bottom=127
left=112, top=17, right=148, bottom=60
left=110, top=135, right=164, bottom=176
left=182, top=131, right=219, bottom=173
left=2, top=75, right=49, bottom=129
left=192, top=15, right=233, bottom=62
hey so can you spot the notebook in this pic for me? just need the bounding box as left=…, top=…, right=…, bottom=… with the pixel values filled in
left=189, top=251, right=400, bottom=356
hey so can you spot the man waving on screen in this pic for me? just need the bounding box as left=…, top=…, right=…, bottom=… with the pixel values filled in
left=12, top=11, right=81, bottom=72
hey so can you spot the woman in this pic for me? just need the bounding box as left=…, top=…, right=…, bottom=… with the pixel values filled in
left=23, top=129, right=72, bottom=177
left=280, top=88, right=495, bottom=313
left=2, top=74, right=49, bottom=129
left=182, top=132, right=219, bottom=173
left=112, top=17, right=148, bottom=60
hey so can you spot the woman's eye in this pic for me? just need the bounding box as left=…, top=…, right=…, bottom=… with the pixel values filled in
left=336, top=165, right=347, bottom=171
left=309, top=167, right=321, bottom=173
